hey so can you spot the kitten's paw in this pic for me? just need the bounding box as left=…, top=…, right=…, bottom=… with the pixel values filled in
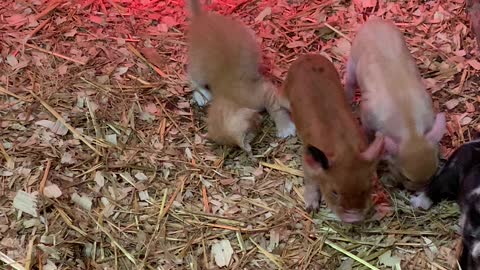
left=410, top=192, right=433, bottom=210
left=192, top=88, right=212, bottom=107
left=304, top=188, right=321, bottom=212
left=242, top=141, right=252, bottom=153
left=471, top=241, right=480, bottom=258
left=277, top=120, right=296, bottom=138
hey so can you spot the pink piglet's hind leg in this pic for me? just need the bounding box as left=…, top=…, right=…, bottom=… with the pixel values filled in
left=345, top=59, right=358, bottom=104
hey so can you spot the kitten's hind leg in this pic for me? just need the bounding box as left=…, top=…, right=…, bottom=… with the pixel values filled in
left=193, top=87, right=212, bottom=107
left=262, top=81, right=296, bottom=138
left=190, top=79, right=212, bottom=107
left=273, top=107, right=296, bottom=138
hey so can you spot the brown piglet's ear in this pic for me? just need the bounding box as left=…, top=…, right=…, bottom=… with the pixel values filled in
left=304, top=145, right=330, bottom=171
left=359, top=133, right=385, bottom=161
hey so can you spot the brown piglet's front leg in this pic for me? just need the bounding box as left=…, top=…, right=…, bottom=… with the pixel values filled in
left=303, top=171, right=322, bottom=212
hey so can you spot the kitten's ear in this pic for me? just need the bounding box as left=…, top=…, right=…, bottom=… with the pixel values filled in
left=304, top=145, right=330, bottom=171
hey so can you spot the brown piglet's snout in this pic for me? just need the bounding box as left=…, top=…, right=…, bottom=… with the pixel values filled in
left=282, top=54, right=384, bottom=223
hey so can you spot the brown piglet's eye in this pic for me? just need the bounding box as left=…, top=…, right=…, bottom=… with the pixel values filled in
left=331, top=190, right=338, bottom=199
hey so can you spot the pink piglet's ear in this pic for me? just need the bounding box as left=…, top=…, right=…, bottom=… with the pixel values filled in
left=360, top=133, right=385, bottom=161
left=426, top=113, right=447, bottom=145
left=384, top=135, right=399, bottom=156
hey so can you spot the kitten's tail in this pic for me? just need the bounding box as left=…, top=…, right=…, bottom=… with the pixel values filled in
left=186, top=0, right=203, bottom=17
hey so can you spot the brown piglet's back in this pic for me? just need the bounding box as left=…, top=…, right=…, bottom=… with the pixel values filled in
left=283, top=55, right=365, bottom=155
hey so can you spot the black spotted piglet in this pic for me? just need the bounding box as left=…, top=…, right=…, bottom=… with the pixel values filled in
left=410, top=139, right=480, bottom=269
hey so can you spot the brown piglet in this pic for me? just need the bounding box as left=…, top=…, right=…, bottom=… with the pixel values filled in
left=346, top=17, right=447, bottom=191
left=186, top=0, right=295, bottom=153
left=280, top=54, right=385, bottom=223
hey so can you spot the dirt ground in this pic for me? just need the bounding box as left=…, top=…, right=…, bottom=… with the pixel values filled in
left=1, top=0, right=479, bottom=269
